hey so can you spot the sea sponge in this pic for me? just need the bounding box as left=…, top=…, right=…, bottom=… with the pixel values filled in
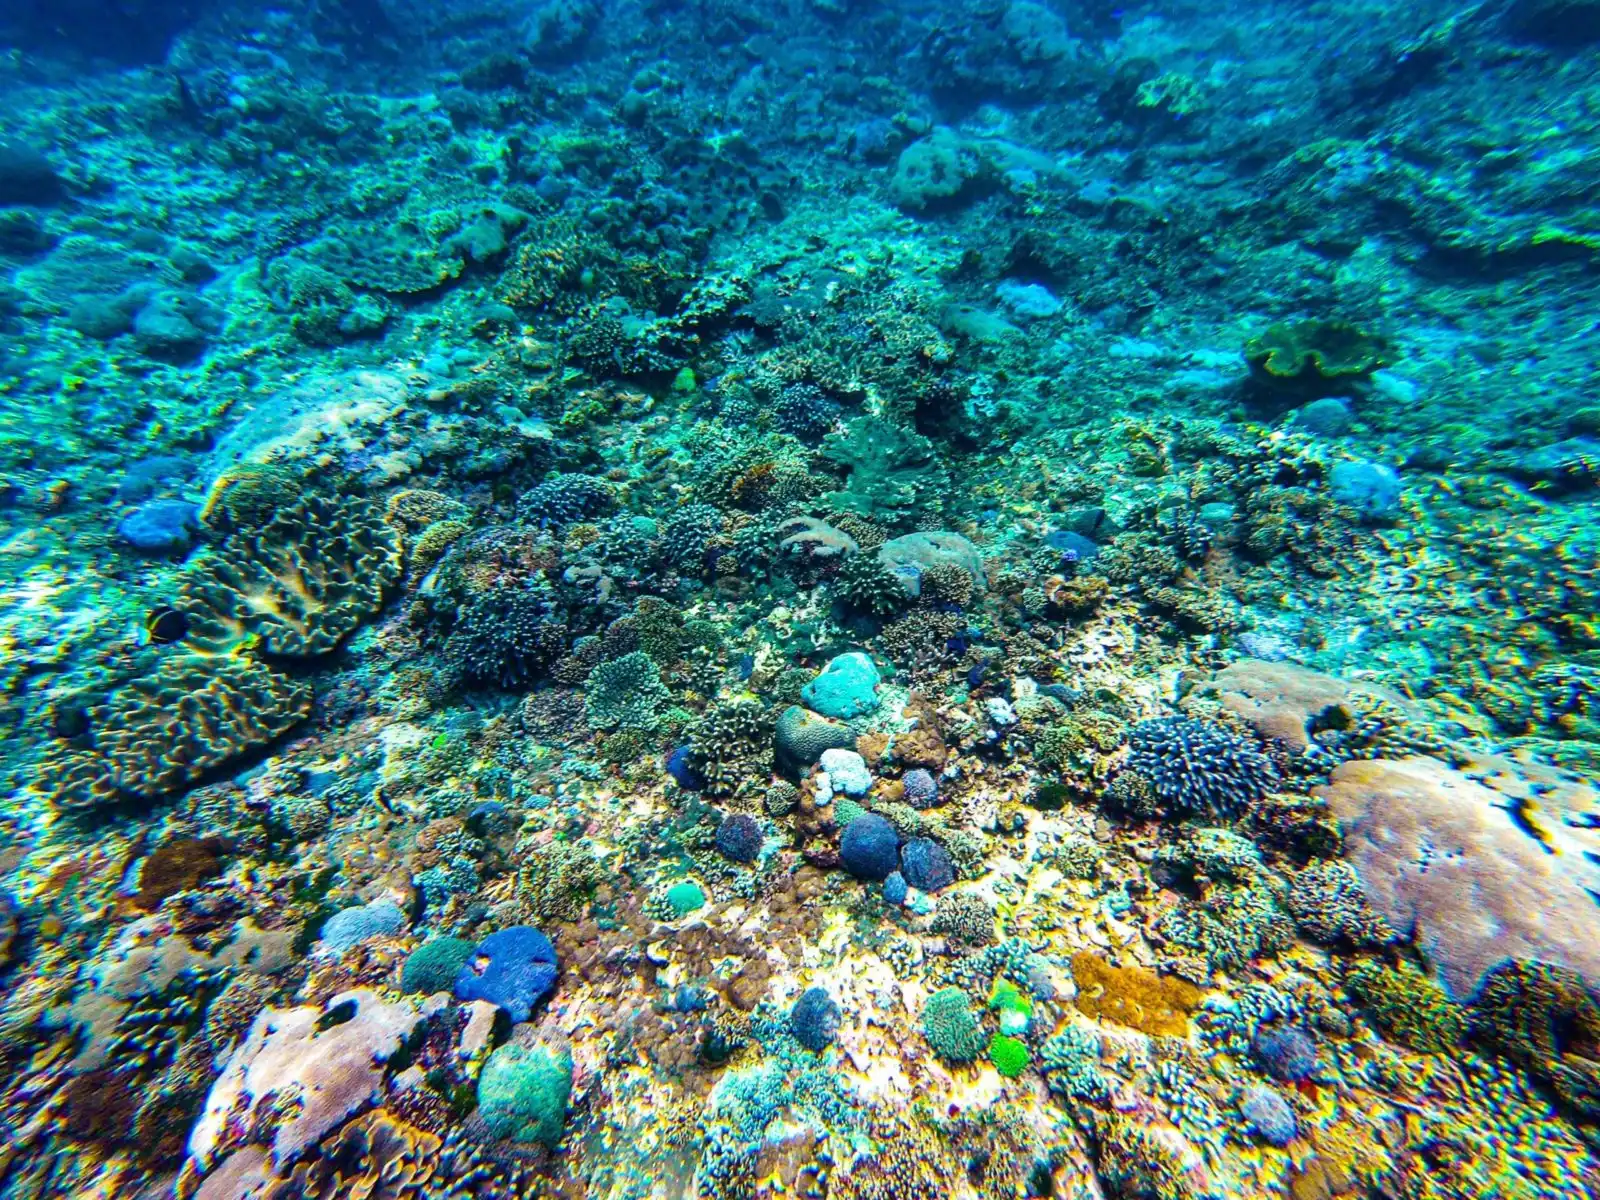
left=840, top=814, right=900, bottom=881
left=922, top=986, right=984, bottom=1064
left=477, top=1040, right=574, bottom=1147
left=1069, top=952, right=1203, bottom=1038
left=988, top=1034, right=1030, bottom=1078
left=180, top=493, right=400, bottom=657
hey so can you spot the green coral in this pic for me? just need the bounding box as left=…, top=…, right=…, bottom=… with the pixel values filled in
left=820, top=416, right=948, bottom=528
left=988, top=1034, right=1030, bottom=1079
left=584, top=651, right=673, bottom=731
left=666, top=880, right=707, bottom=916
left=922, top=986, right=984, bottom=1064
left=477, top=1041, right=574, bottom=1147
left=1344, top=958, right=1467, bottom=1053
left=400, top=935, right=476, bottom=995
left=1244, top=319, right=1389, bottom=388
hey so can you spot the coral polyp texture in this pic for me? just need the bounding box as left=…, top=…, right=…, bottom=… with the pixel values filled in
left=181, top=493, right=401, bottom=657
left=3, top=2, right=1600, bottom=1198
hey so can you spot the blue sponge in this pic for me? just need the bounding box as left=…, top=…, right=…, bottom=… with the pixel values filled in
left=455, top=926, right=559, bottom=1023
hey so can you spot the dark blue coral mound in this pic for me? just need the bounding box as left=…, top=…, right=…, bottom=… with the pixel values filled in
left=1125, top=716, right=1278, bottom=817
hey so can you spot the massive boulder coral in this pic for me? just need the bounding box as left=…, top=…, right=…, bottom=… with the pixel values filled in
left=1316, top=753, right=1600, bottom=999
left=180, top=494, right=401, bottom=657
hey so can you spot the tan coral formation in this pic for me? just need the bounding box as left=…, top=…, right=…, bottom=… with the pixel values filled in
left=1316, top=753, right=1600, bottom=998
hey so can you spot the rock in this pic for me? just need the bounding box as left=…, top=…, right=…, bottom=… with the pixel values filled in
left=1328, top=460, right=1402, bottom=522
left=1294, top=396, right=1354, bottom=436
left=1241, top=1084, right=1298, bottom=1146
left=117, top=499, right=199, bottom=556
left=133, top=290, right=218, bottom=363
left=801, top=651, right=881, bottom=719
left=0, top=141, right=64, bottom=206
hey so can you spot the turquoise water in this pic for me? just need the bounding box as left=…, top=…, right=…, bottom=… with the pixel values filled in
left=0, top=2, right=1597, bottom=1197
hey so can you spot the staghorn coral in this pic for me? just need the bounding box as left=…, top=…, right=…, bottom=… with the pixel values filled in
left=181, top=493, right=400, bottom=657
left=1125, top=716, right=1279, bottom=818
left=1070, top=953, right=1203, bottom=1038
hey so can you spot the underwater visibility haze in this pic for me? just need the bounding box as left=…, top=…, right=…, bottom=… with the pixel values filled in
left=1, top=0, right=1600, bottom=1196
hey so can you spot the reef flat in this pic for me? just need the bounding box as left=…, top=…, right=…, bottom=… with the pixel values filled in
left=1, top=2, right=1598, bottom=1198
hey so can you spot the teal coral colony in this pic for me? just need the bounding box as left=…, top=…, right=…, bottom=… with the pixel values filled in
left=1, top=0, right=1599, bottom=1197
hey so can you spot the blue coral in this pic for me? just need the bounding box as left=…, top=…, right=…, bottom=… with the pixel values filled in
left=899, top=837, right=954, bottom=892
left=518, top=471, right=616, bottom=528
left=666, top=744, right=705, bottom=790
left=454, top=926, right=559, bottom=1023
left=789, top=986, right=841, bottom=1051
left=840, top=813, right=899, bottom=881
left=716, top=814, right=764, bottom=863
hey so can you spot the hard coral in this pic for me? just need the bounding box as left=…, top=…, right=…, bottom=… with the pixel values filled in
left=1472, top=959, right=1600, bottom=1121
left=1125, top=716, right=1278, bottom=818
left=922, top=986, right=984, bottom=1064
left=1069, top=953, right=1203, bottom=1038
left=181, top=493, right=400, bottom=657
left=186, top=989, right=421, bottom=1176
left=1315, top=753, right=1600, bottom=998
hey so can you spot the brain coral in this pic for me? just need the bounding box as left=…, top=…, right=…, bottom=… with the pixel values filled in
left=181, top=493, right=400, bottom=657
left=1315, top=753, right=1600, bottom=998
